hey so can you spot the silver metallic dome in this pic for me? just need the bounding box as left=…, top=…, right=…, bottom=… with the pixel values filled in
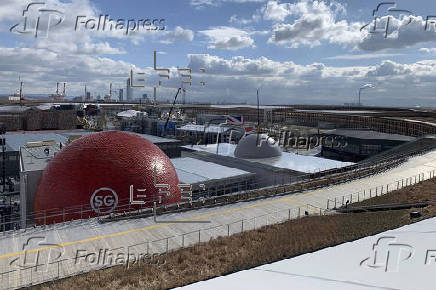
left=234, top=133, right=282, bottom=159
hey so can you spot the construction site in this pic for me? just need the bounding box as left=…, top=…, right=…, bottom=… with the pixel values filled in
left=0, top=99, right=434, bottom=289
left=2, top=1, right=436, bottom=288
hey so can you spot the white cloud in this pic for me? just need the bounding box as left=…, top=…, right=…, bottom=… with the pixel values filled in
left=268, top=0, right=360, bottom=48
left=3, top=0, right=173, bottom=49
left=359, top=16, right=436, bottom=51
left=366, top=60, right=412, bottom=77
left=2, top=48, right=436, bottom=106
left=35, top=41, right=126, bottom=55
left=190, top=0, right=266, bottom=8
left=265, top=1, right=436, bottom=51
left=0, top=45, right=135, bottom=96
left=229, top=14, right=261, bottom=25
left=0, top=0, right=29, bottom=22
left=190, top=0, right=217, bottom=7
left=199, top=26, right=255, bottom=50
left=211, top=1, right=436, bottom=52
left=262, top=0, right=291, bottom=22
left=420, top=48, right=436, bottom=54
left=161, top=26, right=194, bottom=44
left=325, top=53, right=404, bottom=60
left=186, top=54, right=436, bottom=106
left=0, top=0, right=193, bottom=99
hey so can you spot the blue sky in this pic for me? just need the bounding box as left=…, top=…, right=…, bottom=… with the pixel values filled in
left=1, top=0, right=436, bottom=106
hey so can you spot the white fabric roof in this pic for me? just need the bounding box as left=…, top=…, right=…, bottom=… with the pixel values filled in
left=171, top=157, right=249, bottom=184
left=183, top=144, right=353, bottom=173
left=116, top=110, right=145, bottom=118
left=178, top=124, right=229, bottom=133
left=178, top=216, right=436, bottom=290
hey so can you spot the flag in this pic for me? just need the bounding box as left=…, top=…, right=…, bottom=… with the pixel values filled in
left=226, top=115, right=244, bottom=125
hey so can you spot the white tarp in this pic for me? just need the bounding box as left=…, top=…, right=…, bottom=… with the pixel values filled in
left=178, top=217, right=436, bottom=290
left=183, top=143, right=353, bottom=173
left=116, top=110, right=145, bottom=118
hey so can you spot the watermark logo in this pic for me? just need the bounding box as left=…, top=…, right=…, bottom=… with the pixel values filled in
left=75, top=16, right=165, bottom=35
left=360, top=2, right=413, bottom=38
left=360, top=236, right=414, bottom=272
left=129, top=166, right=210, bottom=224
left=9, top=2, right=165, bottom=38
left=360, top=2, right=436, bottom=38
left=90, top=187, right=118, bottom=214
left=255, top=128, right=348, bottom=151
left=10, top=2, right=64, bottom=38
left=74, top=248, right=165, bottom=269
left=9, top=236, right=65, bottom=272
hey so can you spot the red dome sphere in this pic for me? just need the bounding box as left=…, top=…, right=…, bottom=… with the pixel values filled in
left=34, top=131, right=180, bottom=225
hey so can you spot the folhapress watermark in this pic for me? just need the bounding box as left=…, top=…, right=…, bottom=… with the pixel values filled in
left=10, top=2, right=166, bottom=38
left=360, top=234, right=436, bottom=273
left=360, top=236, right=414, bottom=272
left=10, top=2, right=64, bottom=38
left=74, top=247, right=166, bottom=269
left=9, top=236, right=65, bottom=272
left=75, top=15, right=165, bottom=35
left=360, top=2, right=436, bottom=38
left=257, top=128, right=348, bottom=150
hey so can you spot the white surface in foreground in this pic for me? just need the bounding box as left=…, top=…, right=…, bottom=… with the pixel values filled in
left=178, top=217, right=436, bottom=290
left=183, top=143, right=353, bottom=173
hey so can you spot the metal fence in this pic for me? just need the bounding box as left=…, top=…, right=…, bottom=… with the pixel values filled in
left=326, top=169, right=436, bottom=210
left=1, top=169, right=435, bottom=290
left=0, top=147, right=417, bottom=232
left=0, top=206, right=307, bottom=290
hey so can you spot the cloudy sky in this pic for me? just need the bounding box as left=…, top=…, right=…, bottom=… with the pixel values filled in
left=1, top=0, right=436, bottom=106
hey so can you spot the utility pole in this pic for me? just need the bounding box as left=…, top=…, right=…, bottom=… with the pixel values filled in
left=182, top=82, right=186, bottom=105
left=19, top=81, right=23, bottom=107
left=0, top=125, right=6, bottom=193
left=256, top=89, right=260, bottom=145
left=153, top=87, right=157, bottom=106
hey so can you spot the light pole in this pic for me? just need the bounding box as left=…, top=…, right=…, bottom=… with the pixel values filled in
left=358, top=84, right=375, bottom=106
left=215, top=122, right=227, bottom=154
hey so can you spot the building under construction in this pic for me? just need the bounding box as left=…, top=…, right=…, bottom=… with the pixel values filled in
left=182, top=105, right=436, bottom=137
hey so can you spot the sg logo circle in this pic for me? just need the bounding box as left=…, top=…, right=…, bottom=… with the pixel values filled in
left=90, top=187, right=118, bottom=214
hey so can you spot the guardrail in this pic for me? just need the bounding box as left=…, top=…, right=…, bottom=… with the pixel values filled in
left=1, top=143, right=434, bottom=233
left=0, top=205, right=317, bottom=290
left=326, top=170, right=436, bottom=210
left=0, top=169, right=435, bottom=289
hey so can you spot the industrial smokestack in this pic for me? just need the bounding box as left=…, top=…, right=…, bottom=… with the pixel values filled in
left=56, top=82, right=59, bottom=95
left=63, top=83, right=66, bottom=96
